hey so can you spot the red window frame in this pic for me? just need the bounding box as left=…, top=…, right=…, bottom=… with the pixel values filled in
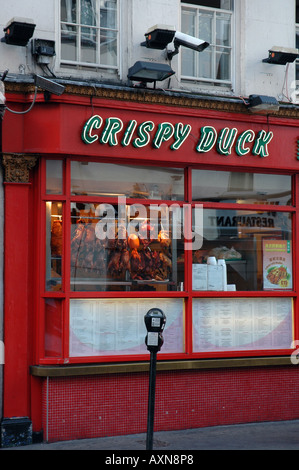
left=36, top=157, right=298, bottom=365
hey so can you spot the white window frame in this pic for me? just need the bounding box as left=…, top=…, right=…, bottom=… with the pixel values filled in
left=181, top=2, right=233, bottom=87
left=59, top=0, right=119, bottom=70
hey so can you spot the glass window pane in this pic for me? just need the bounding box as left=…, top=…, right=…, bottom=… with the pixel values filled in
left=81, top=0, right=96, bottom=26
left=198, top=10, right=213, bottom=44
left=46, top=202, right=63, bottom=291
left=192, top=170, right=292, bottom=205
left=216, top=13, right=231, bottom=47
left=46, top=160, right=63, bottom=195
left=69, top=298, right=184, bottom=356
left=197, top=48, right=213, bottom=78
left=100, top=29, right=117, bottom=66
left=182, top=9, right=196, bottom=36
left=81, top=26, right=97, bottom=62
left=71, top=162, right=184, bottom=200
left=70, top=202, right=184, bottom=292
left=45, top=299, right=63, bottom=357
left=192, top=209, right=292, bottom=291
left=61, top=26, right=77, bottom=61
left=100, top=0, right=117, bottom=29
left=61, top=0, right=76, bottom=23
left=181, top=48, right=196, bottom=76
left=216, top=47, right=230, bottom=80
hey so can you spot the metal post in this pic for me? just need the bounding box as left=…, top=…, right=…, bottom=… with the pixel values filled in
left=146, top=350, right=157, bottom=451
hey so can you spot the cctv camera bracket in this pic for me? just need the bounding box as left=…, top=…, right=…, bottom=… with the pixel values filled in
left=166, top=40, right=180, bottom=60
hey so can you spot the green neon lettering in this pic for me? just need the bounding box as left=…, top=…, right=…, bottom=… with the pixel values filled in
left=171, top=123, right=192, bottom=150
left=81, top=115, right=103, bottom=144
left=153, top=122, right=174, bottom=149
left=121, top=120, right=137, bottom=147
left=216, top=127, right=238, bottom=156
left=235, top=130, right=255, bottom=156
left=252, top=130, right=274, bottom=157
left=100, top=117, right=124, bottom=146
left=133, top=121, right=155, bottom=148
left=196, top=126, right=217, bottom=153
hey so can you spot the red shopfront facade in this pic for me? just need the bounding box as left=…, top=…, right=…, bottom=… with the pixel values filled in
left=2, top=82, right=299, bottom=444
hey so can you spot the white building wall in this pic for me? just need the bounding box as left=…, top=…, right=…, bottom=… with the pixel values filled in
left=0, top=0, right=297, bottom=101
left=237, top=0, right=296, bottom=100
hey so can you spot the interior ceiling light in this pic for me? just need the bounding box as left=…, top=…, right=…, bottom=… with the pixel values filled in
left=1, top=17, right=36, bottom=46
left=128, top=61, right=175, bottom=86
left=247, top=95, right=280, bottom=114
left=263, top=46, right=299, bottom=65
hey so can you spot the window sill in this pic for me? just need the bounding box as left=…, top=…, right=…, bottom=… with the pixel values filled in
left=30, top=356, right=294, bottom=377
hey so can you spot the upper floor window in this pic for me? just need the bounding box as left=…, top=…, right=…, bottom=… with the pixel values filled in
left=60, top=0, right=118, bottom=68
left=181, top=0, right=233, bottom=87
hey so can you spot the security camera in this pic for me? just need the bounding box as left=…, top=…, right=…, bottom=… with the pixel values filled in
left=167, top=31, right=209, bottom=60
left=174, top=31, right=209, bottom=52
left=34, top=74, right=65, bottom=96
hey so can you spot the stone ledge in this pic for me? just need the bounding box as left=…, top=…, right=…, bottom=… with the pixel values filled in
left=30, top=356, right=294, bottom=377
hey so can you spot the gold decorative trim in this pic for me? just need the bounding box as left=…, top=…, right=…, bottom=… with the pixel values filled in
left=5, top=80, right=299, bottom=119
left=30, top=357, right=293, bottom=377
left=2, top=153, right=39, bottom=183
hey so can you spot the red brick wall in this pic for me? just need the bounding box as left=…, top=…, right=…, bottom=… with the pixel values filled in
left=42, top=367, right=299, bottom=442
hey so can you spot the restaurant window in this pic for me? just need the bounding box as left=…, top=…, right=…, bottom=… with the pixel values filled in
left=60, top=0, right=118, bottom=67
left=181, top=0, right=233, bottom=86
left=42, top=160, right=294, bottom=363
left=192, top=170, right=293, bottom=292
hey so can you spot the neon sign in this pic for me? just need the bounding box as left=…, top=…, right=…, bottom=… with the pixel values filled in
left=81, top=115, right=274, bottom=158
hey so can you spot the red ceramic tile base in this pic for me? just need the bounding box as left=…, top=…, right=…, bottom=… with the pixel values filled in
left=42, top=367, right=299, bottom=443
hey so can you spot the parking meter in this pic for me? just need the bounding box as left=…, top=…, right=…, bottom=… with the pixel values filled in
left=144, top=308, right=166, bottom=352
left=144, top=308, right=166, bottom=451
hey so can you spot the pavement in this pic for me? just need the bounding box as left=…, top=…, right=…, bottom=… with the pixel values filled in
left=3, top=419, right=299, bottom=451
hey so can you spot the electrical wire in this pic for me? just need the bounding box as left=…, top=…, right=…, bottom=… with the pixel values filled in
left=281, top=63, right=291, bottom=102
left=5, top=86, right=38, bottom=114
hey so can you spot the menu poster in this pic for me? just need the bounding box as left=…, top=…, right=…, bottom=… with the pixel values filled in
left=263, top=240, right=292, bottom=290
left=69, top=298, right=184, bottom=357
left=192, top=264, right=207, bottom=290
left=193, top=297, right=293, bottom=352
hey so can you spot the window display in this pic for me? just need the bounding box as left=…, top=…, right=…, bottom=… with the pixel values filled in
left=70, top=202, right=184, bottom=291
left=46, top=201, right=63, bottom=291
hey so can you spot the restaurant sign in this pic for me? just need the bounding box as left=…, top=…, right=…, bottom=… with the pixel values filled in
left=81, top=115, right=274, bottom=158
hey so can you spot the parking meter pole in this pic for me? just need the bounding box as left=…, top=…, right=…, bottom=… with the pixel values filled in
left=144, top=308, right=166, bottom=451
left=146, top=350, right=157, bottom=451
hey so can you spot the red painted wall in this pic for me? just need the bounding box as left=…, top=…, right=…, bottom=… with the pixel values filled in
left=3, top=92, right=299, bottom=439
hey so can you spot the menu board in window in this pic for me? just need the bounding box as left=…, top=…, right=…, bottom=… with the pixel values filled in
left=193, top=297, right=293, bottom=352
left=69, top=298, right=184, bottom=356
